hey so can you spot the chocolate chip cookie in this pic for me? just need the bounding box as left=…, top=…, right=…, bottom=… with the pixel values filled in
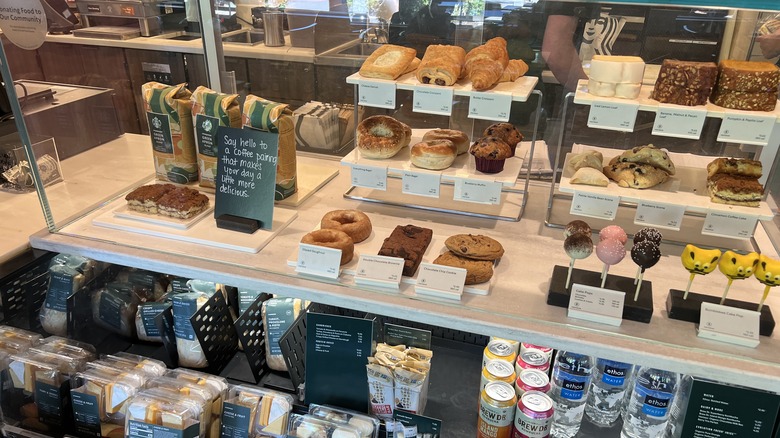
left=444, top=234, right=504, bottom=261
left=433, top=251, right=494, bottom=284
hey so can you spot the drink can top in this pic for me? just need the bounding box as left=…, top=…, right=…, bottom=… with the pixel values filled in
left=485, top=381, right=516, bottom=402
left=520, top=390, right=554, bottom=412
left=519, top=369, right=550, bottom=388
left=488, top=340, right=514, bottom=357
left=485, top=359, right=515, bottom=378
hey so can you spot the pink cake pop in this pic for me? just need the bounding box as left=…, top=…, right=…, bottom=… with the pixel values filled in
left=599, top=225, right=627, bottom=244
left=564, top=233, right=593, bottom=289
left=596, top=239, right=626, bottom=288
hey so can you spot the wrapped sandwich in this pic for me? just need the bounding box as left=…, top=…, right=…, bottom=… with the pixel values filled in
left=221, top=385, right=294, bottom=438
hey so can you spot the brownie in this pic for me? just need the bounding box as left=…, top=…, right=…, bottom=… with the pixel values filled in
left=378, top=225, right=433, bottom=276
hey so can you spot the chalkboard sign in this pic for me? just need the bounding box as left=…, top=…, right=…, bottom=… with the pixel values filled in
left=215, top=127, right=279, bottom=233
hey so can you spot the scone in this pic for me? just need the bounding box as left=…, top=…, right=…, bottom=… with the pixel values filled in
left=444, top=234, right=504, bottom=260
left=570, top=167, right=609, bottom=187
left=613, top=144, right=675, bottom=175
left=603, top=161, right=669, bottom=189
left=569, top=150, right=603, bottom=171
left=433, top=251, right=493, bottom=285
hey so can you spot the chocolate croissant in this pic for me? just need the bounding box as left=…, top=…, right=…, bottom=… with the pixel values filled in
left=465, top=37, right=509, bottom=91
left=416, top=45, right=467, bottom=86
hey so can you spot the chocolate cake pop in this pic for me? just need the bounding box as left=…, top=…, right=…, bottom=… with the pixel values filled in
left=631, top=240, right=661, bottom=301
left=599, top=225, right=627, bottom=244
left=680, top=244, right=721, bottom=299
left=564, top=233, right=593, bottom=289
left=633, top=227, right=662, bottom=247
left=564, top=220, right=591, bottom=238
left=596, top=239, right=626, bottom=288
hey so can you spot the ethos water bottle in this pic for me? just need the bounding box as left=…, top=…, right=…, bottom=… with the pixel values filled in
left=549, top=351, right=594, bottom=438
left=584, top=358, right=633, bottom=426
left=621, top=367, right=678, bottom=438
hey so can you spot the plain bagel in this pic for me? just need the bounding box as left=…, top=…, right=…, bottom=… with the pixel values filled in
left=410, top=139, right=457, bottom=170
left=422, top=129, right=470, bottom=155
left=321, top=210, right=373, bottom=243
left=356, top=115, right=411, bottom=159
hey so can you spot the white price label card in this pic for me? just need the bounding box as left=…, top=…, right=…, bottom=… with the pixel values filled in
left=468, top=92, right=512, bottom=122
left=415, top=263, right=466, bottom=298
left=351, top=164, right=388, bottom=190
left=355, top=255, right=405, bottom=289
left=453, top=178, right=502, bottom=204
left=702, top=211, right=757, bottom=240
left=698, top=302, right=760, bottom=348
left=568, top=283, right=625, bottom=326
left=413, top=86, right=454, bottom=116
left=402, top=170, right=441, bottom=198
left=587, top=100, right=639, bottom=132
left=652, top=104, right=707, bottom=139
left=570, top=192, right=619, bottom=220
left=296, top=243, right=341, bottom=279
left=358, top=81, right=396, bottom=109
left=634, top=201, right=686, bottom=230
left=717, top=112, right=776, bottom=145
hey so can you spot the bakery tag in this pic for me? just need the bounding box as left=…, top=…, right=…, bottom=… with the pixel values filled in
left=358, top=81, right=396, bottom=109
left=568, top=283, right=624, bottom=326
left=355, top=255, right=405, bottom=289
left=468, top=92, right=512, bottom=122
left=702, top=211, right=757, bottom=240
left=717, top=112, right=777, bottom=146
left=587, top=101, right=639, bottom=132
left=453, top=178, right=502, bottom=204
left=634, top=201, right=685, bottom=230
left=351, top=164, right=388, bottom=190
left=570, top=192, right=619, bottom=220
left=413, top=86, right=454, bottom=116
left=698, top=302, right=760, bottom=348
left=402, top=170, right=441, bottom=198
left=296, top=243, right=342, bottom=279
left=652, top=104, right=707, bottom=139
left=415, top=263, right=466, bottom=300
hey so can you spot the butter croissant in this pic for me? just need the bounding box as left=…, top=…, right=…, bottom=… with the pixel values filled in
left=465, top=37, right=509, bottom=91
left=499, top=59, right=529, bottom=83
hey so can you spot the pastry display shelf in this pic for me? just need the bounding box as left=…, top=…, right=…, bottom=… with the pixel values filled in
left=346, top=73, right=539, bottom=103
left=572, top=79, right=780, bottom=121
left=28, top=155, right=780, bottom=394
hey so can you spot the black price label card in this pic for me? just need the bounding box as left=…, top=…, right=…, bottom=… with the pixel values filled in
left=682, top=379, right=780, bottom=437
left=384, top=323, right=432, bottom=349
left=392, top=410, right=442, bottom=437
left=215, top=127, right=279, bottom=231
left=305, top=313, right=373, bottom=412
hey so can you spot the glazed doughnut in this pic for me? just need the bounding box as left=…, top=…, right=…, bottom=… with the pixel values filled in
left=422, top=129, right=470, bottom=155
left=301, top=229, right=354, bottom=265
left=321, top=210, right=373, bottom=243
left=410, top=139, right=457, bottom=170
left=356, top=115, right=411, bottom=159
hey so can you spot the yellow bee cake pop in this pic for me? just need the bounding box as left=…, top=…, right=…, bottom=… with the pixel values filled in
left=680, top=245, right=721, bottom=299
left=754, top=254, right=780, bottom=312
left=718, top=250, right=759, bottom=305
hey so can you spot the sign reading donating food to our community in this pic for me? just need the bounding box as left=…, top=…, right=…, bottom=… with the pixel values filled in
left=214, top=126, right=278, bottom=233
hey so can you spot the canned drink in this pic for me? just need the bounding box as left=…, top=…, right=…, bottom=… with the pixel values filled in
left=483, top=340, right=517, bottom=368
left=520, top=343, right=552, bottom=359
left=515, top=369, right=551, bottom=397
left=490, top=337, right=520, bottom=356
left=515, top=349, right=550, bottom=375
left=512, top=390, right=554, bottom=438
left=481, top=359, right=517, bottom=393
left=478, top=381, right=517, bottom=438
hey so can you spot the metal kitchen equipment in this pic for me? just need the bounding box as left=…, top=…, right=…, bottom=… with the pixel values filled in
left=74, top=0, right=185, bottom=37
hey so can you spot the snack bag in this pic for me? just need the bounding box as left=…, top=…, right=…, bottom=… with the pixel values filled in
left=190, top=86, right=242, bottom=189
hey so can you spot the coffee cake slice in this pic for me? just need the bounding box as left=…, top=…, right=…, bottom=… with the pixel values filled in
left=125, top=184, right=176, bottom=214
left=157, top=187, right=209, bottom=219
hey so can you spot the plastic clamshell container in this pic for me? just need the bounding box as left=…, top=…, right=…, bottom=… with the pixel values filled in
left=0, top=326, right=43, bottom=347
left=125, top=390, right=204, bottom=438
left=287, top=414, right=363, bottom=438
left=308, top=404, right=380, bottom=438
left=71, top=367, right=146, bottom=423
left=104, top=352, right=167, bottom=376
left=38, top=336, right=97, bottom=360
left=221, top=385, right=294, bottom=438
left=147, top=377, right=216, bottom=434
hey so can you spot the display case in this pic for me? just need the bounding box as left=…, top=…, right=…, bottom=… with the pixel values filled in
left=1, top=0, right=780, bottom=436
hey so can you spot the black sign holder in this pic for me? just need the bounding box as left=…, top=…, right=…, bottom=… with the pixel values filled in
left=234, top=292, right=272, bottom=382
left=154, top=304, right=179, bottom=368
left=190, top=291, right=239, bottom=375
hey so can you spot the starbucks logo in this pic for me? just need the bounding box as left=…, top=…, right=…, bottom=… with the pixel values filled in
left=151, top=117, right=162, bottom=129
left=202, top=119, right=213, bottom=132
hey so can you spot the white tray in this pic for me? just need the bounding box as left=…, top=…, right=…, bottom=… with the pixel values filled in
left=342, top=129, right=525, bottom=187
left=94, top=197, right=298, bottom=253
left=114, top=196, right=214, bottom=230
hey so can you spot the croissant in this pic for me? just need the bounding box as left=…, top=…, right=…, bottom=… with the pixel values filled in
left=499, top=59, right=529, bottom=83
left=465, top=37, right=509, bottom=91
left=416, top=45, right=467, bottom=86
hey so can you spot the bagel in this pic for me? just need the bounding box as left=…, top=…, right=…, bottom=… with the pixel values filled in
left=321, top=210, right=372, bottom=243
left=422, top=129, right=470, bottom=155
left=410, top=139, right=457, bottom=170
left=301, top=229, right=354, bottom=265
left=356, top=115, right=411, bottom=159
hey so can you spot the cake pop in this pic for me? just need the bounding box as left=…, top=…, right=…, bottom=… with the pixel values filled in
left=680, top=245, right=721, bottom=299
left=599, top=225, right=627, bottom=244
left=754, top=254, right=780, bottom=312
left=564, top=233, right=593, bottom=289
left=564, top=220, right=591, bottom=238
left=633, top=227, right=662, bottom=247
left=631, top=241, right=661, bottom=301
left=718, top=250, right=759, bottom=305
left=596, top=239, right=626, bottom=288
